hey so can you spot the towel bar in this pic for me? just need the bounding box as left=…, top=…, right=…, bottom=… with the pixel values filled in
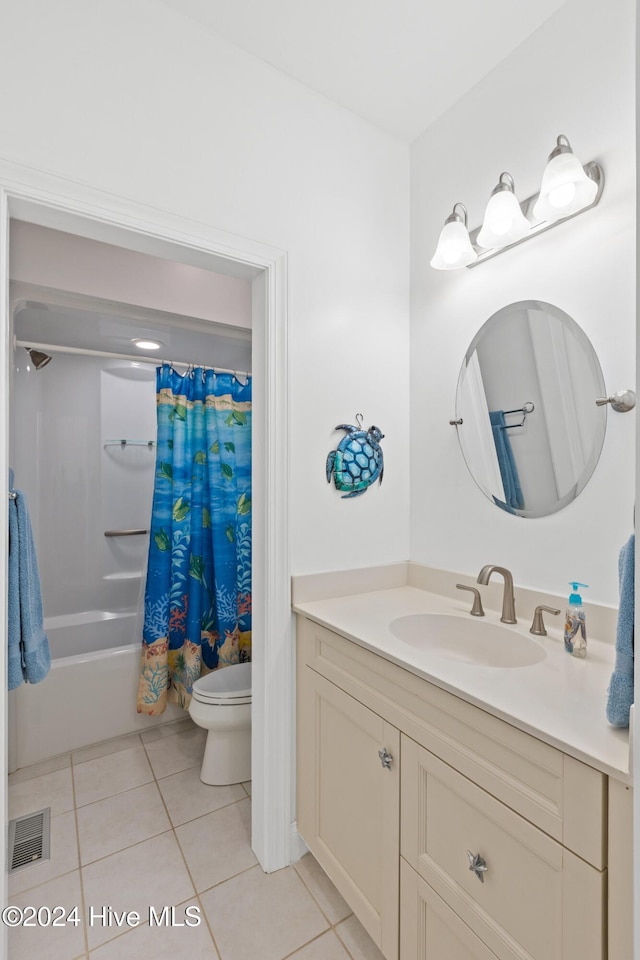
left=104, top=529, right=148, bottom=537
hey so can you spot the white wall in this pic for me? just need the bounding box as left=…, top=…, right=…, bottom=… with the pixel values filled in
left=410, top=0, right=635, bottom=607
left=10, top=221, right=252, bottom=329
left=0, top=0, right=411, bottom=575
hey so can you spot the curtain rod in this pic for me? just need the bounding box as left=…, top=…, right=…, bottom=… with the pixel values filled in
left=14, top=339, right=251, bottom=381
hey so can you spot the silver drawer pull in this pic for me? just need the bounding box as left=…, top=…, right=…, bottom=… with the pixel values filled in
left=467, top=850, right=488, bottom=883
left=378, top=748, right=393, bottom=770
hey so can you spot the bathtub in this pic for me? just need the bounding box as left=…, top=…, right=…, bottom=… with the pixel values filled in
left=11, top=610, right=184, bottom=768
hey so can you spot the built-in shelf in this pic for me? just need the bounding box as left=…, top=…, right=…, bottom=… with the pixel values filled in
left=102, top=571, right=144, bottom=581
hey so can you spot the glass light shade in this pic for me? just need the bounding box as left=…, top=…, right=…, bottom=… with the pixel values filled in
left=430, top=220, right=477, bottom=270
left=533, top=152, right=598, bottom=222
left=477, top=190, right=531, bottom=249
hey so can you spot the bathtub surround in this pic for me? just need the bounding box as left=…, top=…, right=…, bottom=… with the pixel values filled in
left=11, top=331, right=251, bottom=768
left=138, top=364, right=252, bottom=714
left=7, top=482, right=50, bottom=691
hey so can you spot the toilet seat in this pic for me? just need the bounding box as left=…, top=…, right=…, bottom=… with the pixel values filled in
left=192, top=662, right=252, bottom=705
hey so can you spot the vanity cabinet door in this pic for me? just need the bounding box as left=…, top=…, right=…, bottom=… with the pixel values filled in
left=401, top=858, right=501, bottom=960
left=297, top=667, right=400, bottom=960
left=401, top=735, right=604, bottom=960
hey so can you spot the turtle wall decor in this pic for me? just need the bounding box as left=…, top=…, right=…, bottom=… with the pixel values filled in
left=326, top=414, right=385, bottom=499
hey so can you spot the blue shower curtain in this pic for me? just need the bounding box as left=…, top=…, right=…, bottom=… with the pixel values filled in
left=137, top=364, right=252, bottom=714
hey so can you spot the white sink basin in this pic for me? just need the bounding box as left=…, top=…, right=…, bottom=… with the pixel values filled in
left=389, top=613, right=546, bottom=668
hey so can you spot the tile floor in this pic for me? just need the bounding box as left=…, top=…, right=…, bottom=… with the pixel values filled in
left=7, top=718, right=385, bottom=960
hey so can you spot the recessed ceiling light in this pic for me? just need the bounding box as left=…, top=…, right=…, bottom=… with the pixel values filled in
left=132, top=338, right=163, bottom=351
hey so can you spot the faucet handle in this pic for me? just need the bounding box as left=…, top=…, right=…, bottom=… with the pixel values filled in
left=456, top=584, right=485, bottom=617
left=530, top=605, right=561, bottom=636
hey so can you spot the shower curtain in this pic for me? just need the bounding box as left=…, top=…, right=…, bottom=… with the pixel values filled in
left=137, top=363, right=252, bottom=714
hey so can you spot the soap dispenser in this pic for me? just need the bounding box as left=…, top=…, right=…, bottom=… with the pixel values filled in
left=564, top=582, right=588, bottom=657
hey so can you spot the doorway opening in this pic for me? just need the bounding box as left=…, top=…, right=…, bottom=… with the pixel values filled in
left=0, top=179, right=292, bottom=903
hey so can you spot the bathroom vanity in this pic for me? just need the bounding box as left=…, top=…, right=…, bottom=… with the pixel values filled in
left=294, top=571, right=632, bottom=960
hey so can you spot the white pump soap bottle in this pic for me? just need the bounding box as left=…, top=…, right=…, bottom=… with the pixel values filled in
left=564, top=581, right=588, bottom=657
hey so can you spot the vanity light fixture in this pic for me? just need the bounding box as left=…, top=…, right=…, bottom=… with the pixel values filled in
left=533, top=135, right=599, bottom=222
left=430, top=203, right=478, bottom=270
left=430, top=134, right=603, bottom=269
left=477, top=173, right=530, bottom=249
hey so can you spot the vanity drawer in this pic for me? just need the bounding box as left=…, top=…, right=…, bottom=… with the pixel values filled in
left=297, top=616, right=606, bottom=868
left=401, top=735, right=605, bottom=960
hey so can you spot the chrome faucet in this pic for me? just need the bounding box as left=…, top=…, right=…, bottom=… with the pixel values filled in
left=476, top=565, right=517, bottom=624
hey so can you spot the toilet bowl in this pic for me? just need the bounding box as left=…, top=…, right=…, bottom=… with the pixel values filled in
left=188, top=661, right=251, bottom=785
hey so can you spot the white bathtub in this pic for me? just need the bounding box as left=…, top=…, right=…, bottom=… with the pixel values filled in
left=11, top=610, right=183, bottom=768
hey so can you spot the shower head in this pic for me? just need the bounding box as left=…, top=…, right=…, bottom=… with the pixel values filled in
left=25, top=348, right=52, bottom=370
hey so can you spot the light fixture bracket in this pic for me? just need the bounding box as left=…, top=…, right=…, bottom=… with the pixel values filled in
left=466, top=160, right=603, bottom=268
left=547, top=134, right=573, bottom=161
left=445, top=202, right=469, bottom=226
left=490, top=172, right=516, bottom=196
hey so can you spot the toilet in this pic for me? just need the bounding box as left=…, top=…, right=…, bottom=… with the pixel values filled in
left=188, top=661, right=252, bottom=785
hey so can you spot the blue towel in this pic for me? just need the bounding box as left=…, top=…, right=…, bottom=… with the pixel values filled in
left=489, top=411, right=524, bottom=511
left=8, top=486, right=50, bottom=689
left=606, top=533, right=634, bottom=727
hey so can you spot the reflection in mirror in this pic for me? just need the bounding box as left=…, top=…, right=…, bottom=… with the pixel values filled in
left=455, top=301, right=606, bottom=518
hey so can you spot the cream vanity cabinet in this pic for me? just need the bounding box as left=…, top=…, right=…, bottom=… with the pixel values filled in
left=296, top=615, right=632, bottom=960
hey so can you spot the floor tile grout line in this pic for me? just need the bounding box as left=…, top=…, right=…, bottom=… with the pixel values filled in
left=140, top=734, right=201, bottom=901
left=195, top=892, right=223, bottom=960
left=291, top=854, right=353, bottom=929
left=139, top=719, right=199, bottom=745
left=73, top=774, right=158, bottom=814
left=139, top=734, right=225, bottom=959
left=8, top=752, right=72, bottom=786
left=80, top=825, right=176, bottom=871
left=332, top=920, right=363, bottom=960
left=70, top=758, right=90, bottom=958
left=160, top=794, right=248, bottom=830
left=8, top=865, right=81, bottom=900
left=70, top=733, right=144, bottom=769
left=279, top=927, right=343, bottom=960
left=291, top=861, right=341, bottom=931
left=195, top=860, right=262, bottom=899
left=76, top=895, right=211, bottom=956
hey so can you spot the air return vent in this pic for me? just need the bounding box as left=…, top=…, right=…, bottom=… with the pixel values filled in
left=8, top=808, right=51, bottom=874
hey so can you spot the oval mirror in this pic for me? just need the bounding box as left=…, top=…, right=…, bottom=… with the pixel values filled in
left=455, top=300, right=606, bottom=518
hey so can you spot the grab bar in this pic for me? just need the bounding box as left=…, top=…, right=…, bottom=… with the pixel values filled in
left=104, top=529, right=148, bottom=537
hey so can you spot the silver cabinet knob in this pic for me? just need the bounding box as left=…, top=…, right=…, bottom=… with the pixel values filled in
left=467, top=850, right=488, bottom=883
left=378, top=748, right=393, bottom=770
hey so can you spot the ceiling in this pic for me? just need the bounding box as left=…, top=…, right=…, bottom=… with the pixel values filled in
left=156, top=0, right=568, bottom=141
left=14, top=295, right=252, bottom=373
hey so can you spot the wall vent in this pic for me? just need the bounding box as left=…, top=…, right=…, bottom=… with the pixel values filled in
left=8, top=808, right=51, bottom=873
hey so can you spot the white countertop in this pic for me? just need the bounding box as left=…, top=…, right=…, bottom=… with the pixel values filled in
left=294, top=585, right=631, bottom=784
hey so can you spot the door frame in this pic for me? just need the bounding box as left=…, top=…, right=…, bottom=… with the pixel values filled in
left=0, top=160, right=293, bottom=907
